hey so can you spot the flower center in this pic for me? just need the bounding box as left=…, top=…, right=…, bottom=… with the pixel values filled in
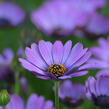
left=94, top=95, right=109, bottom=107
left=0, top=18, right=11, bottom=27
left=48, top=63, right=66, bottom=77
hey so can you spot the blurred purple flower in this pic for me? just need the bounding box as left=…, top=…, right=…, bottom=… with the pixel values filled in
left=19, top=40, right=91, bottom=80
left=0, top=49, right=14, bottom=83
left=0, top=94, right=54, bottom=109
left=17, top=47, right=24, bottom=57
left=0, top=48, right=14, bottom=65
left=19, top=77, right=28, bottom=94
left=31, top=0, right=106, bottom=37
left=59, top=80, right=86, bottom=107
left=86, top=76, right=109, bottom=108
left=0, top=2, right=25, bottom=27
left=88, top=37, right=109, bottom=69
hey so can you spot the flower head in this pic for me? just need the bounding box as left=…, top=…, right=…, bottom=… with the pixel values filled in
left=0, top=49, right=14, bottom=82
left=0, top=2, right=25, bottom=27
left=19, top=40, right=91, bottom=80
left=31, top=0, right=106, bottom=37
left=0, top=94, right=54, bottom=109
left=59, top=80, right=86, bottom=107
left=88, top=37, right=109, bottom=69
left=86, top=76, right=109, bottom=108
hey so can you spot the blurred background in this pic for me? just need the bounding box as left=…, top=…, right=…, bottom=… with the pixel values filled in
left=0, top=0, right=109, bottom=109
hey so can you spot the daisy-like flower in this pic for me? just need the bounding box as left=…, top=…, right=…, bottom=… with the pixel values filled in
left=31, top=0, right=106, bottom=37
left=0, top=49, right=14, bottom=82
left=59, top=80, right=86, bottom=107
left=0, top=94, right=54, bottom=109
left=0, top=2, right=25, bottom=27
left=19, top=77, right=28, bottom=94
left=19, top=40, right=91, bottom=80
left=86, top=76, right=109, bottom=108
left=88, top=37, right=109, bottom=69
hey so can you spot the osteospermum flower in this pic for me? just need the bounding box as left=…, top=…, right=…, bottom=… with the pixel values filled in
left=31, top=0, right=106, bottom=37
left=19, top=40, right=91, bottom=80
left=88, top=37, right=109, bottom=69
left=0, top=2, right=25, bottom=27
left=0, top=94, right=54, bottom=109
left=59, top=80, right=86, bottom=107
left=0, top=49, right=14, bottom=82
left=86, top=76, right=109, bottom=108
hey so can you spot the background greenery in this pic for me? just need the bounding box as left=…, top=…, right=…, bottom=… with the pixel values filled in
left=0, top=0, right=109, bottom=109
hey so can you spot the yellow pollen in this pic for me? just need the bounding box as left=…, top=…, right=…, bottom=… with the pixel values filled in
left=48, top=63, right=66, bottom=77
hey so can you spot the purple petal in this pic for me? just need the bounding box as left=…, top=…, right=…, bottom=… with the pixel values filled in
left=70, top=51, right=91, bottom=69
left=65, top=43, right=87, bottom=68
left=59, top=71, right=88, bottom=79
left=96, top=70, right=109, bottom=78
left=99, top=77, right=109, bottom=95
left=36, top=75, right=50, bottom=80
left=85, top=58, right=109, bottom=69
left=6, top=94, right=24, bottom=109
left=98, top=38, right=108, bottom=47
left=43, top=101, right=54, bottom=109
left=61, top=40, right=72, bottom=64
left=39, top=40, right=53, bottom=66
left=52, top=41, right=64, bottom=63
left=25, top=45, right=47, bottom=70
left=87, top=77, right=96, bottom=95
left=19, top=58, right=46, bottom=75
left=95, top=78, right=101, bottom=96
left=26, top=94, right=44, bottom=109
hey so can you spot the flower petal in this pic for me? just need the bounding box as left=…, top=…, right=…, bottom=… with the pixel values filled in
left=25, top=44, right=47, bottom=70
left=43, top=101, right=54, bottom=109
left=52, top=41, right=64, bottom=63
left=65, top=43, right=87, bottom=68
left=61, top=40, right=72, bottom=64
left=69, top=51, right=91, bottom=69
left=19, top=58, right=46, bottom=75
left=39, top=40, right=53, bottom=66
left=6, top=94, right=24, bottom=109
left=59, top=71, right=88, bottom=79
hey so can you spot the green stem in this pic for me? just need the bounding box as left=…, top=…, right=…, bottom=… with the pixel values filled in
left=55, top=81, right=59, bottom=109
left=14, top=72, right=20, bottom=94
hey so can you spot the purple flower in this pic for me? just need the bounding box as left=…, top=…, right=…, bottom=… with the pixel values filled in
left=0, top=94, right=54, bottom=109
left=0, top=48, right=14, bottom=65
left=0, top=2, right=25, bottom=27
left=88, top=37, right=109, bottom=69
left=0, top=49, right=14, bottom=82
left=31, top=0, right=106, bottom=37
left=19, top=77, right=28, bottom=94
left=17, top=47, right=24, bottom=57
left=86, top=76, right=109, bottom=108
left=59, top=80, right=86, bottom=107
left=19, top=40, right=91, bottom=80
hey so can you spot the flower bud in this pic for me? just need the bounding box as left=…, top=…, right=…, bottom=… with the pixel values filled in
left=0, top=90, right=10, bottom=106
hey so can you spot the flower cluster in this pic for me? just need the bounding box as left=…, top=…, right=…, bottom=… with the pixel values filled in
left=0, top=94, right=54, bottom=109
